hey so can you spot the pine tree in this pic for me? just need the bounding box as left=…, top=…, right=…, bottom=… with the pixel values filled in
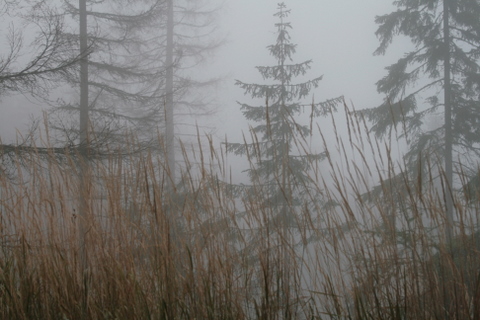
left=58, top=0, right=165, bottom=281
left=227, top=3, right=342, bottom=223
left=48, top=0, right=166, bottom=155
left=362, top=0, right=480, bottom=241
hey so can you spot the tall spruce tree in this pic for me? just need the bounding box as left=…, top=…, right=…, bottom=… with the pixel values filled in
left=362, top=0, right=480, bottom=241
left=227, top=3, right=342, bottom=224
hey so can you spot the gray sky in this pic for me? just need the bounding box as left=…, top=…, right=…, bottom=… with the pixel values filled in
left=1, top=0, right=408, bottom=151
left=191, top=0, right=413, bottom=183
left=213, top=0, right=402, bottom=143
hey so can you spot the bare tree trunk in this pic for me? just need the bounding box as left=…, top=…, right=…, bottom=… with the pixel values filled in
left=165, top=0, right=175, bottom=188
left=443, top=0, right=453, bottom=246
left=443, top=1, right=454, bottom=318
left=78, top=0, right=90, bottom=317
left=79, top=2, right=89, bottom=148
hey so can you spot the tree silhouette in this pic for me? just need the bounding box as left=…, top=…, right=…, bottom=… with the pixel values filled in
left=362, top=0, right=480, bottom=241
left=227, top=2, right=342, bottom=224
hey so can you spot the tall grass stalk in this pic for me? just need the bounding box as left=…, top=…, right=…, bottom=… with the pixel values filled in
left=0, top=107, right=479, bottom=319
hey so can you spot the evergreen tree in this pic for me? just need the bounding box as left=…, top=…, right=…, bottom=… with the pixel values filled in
left=362, top=0, right=480, bottom=240
left=227, top=3, right=342, bottom=224
left=48, top=0, right=166, bottom=155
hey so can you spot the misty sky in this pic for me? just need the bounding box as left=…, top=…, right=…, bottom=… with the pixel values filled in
left=214, top=0, right=404, bottom=142
left=0, top=1, right=412, bottom=148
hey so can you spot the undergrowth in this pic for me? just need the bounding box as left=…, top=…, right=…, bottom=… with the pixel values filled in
left=0, top=107, right=478, bottom=319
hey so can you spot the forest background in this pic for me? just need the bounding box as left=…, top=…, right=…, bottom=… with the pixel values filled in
left=1, top=0, right=398, bottom=152
left=1, top=0, right=478, bottom=319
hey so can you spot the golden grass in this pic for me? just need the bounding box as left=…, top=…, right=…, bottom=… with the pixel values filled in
left=0, top=108, right=479, bottom=319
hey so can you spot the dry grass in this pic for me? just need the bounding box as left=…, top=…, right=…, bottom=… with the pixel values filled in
left=0, top=108, right=479, bottom=319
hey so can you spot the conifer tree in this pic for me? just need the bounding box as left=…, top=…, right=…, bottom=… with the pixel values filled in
left=362, top=0, right=480, bottom=241
left=227, top=3, right=342, bottom=223
left=48, top=0, right=166, bottom=155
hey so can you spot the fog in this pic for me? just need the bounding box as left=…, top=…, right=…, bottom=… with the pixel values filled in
left=2, top=1, right=480, bottom=317
left=214, top=1, right=398, bottom=142
left=0, top=0, right=435, bottom=205
left=1, top=1, right=404, bottom=148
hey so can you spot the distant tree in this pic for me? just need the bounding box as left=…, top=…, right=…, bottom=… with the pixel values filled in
left=361, top=0, right=480, bottom=241
left=60, top=0, right=220, bottom=273
left=163, top=0, right=222, bottom=186
left=40, top=0, right=221, bottom=176
left=227, top=3, right=342, bottom=225
left=20, top=0, right=168, bottom=280
left=47, top=0, right=166, bottom=155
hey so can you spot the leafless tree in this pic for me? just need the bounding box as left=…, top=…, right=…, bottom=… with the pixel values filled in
left=0, top=1, right=81, bottom=99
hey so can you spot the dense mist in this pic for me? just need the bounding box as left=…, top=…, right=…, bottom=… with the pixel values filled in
left=1, top=1, right=480, bottom=318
